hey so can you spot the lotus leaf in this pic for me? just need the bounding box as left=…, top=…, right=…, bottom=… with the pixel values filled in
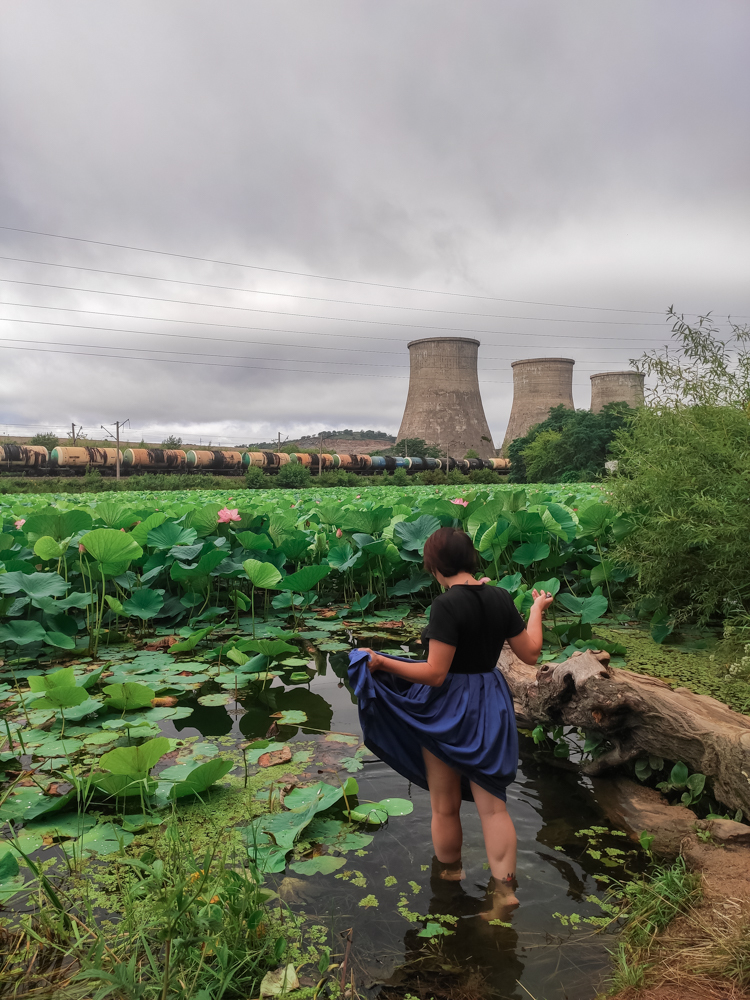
left=43, top=631, right=76, bottom=649
left=156, top=758, right=233, bottom=799
left=377, top=797, right=414, bottom=816
left=122, top=589, right=164, bottom=620
left=22, top=507, right=92, bottom=541
left=0, top=620, right=48, bottom=645
left=387, top=571, right=433, bottom=596
left=129, top=511, right=168, bottom=546
left=64, top=822, right=134, bottom=857
left=242, top=558, right=283, bottom=590
left=99, top=736, right=170, bottom=775
left=290, top=856, right=347, bottom=875
left=33, top=536, right=69, bottom=560
left=103, top=682, right=156, bottom=711
left=273, top=710, right=308, bottom=725
left=512, top=542, right=550, bottom=567
left=393, top=515, right=441, bottom=554
left=0, top=571, right=68, bottom=598
left=556, top=589, right=608, bottom=624
left=169, top=625, right=215, bottom=653
left=147, top=522, right=198, bottom=549
left=347, top=806, right=388, bottom=825
left=276, top=565, right=330, bottom=592
left=197, top=693, right=233, bottom=706
left=237, top=530, right=274, bottom=551
left=81, top=528, right=143, bottom=566
left=0, top=786, right=76, bottom=822
left=238, top=638, right=297, bottom=658
left=183, top=504, right=221, bottom=537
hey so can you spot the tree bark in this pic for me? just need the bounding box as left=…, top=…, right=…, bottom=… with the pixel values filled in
left=497, top=646, right=750, bottom=815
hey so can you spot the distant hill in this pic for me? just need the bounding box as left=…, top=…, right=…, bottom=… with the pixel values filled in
left=247, top=430, right=396, bottom=453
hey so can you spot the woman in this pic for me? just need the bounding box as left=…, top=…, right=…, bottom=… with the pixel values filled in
left=348, top=526, right=553, bottom=909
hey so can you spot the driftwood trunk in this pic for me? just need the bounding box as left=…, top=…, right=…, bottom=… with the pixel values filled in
left=497, top=647, right=750, bottom=815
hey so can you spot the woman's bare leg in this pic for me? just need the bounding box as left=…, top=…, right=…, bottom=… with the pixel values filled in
left=422, top=748, right=463, bottom=865
left=470, top=781, right=518, bottom=893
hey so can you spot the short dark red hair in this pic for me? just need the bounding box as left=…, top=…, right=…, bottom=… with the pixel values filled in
left=423, top=526, right=478, bottom=577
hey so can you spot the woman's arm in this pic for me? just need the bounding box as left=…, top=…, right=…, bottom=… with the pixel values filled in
left=507, top=588, right=554, bottom=665
left=360, top=640, right=456, bottom=687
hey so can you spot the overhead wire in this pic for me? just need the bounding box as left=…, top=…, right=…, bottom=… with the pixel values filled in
left=0, top=277, right=669, bottom=329
left=0, top=224, right=673, bottom=315
left=0, top=262, right=683, bottom=326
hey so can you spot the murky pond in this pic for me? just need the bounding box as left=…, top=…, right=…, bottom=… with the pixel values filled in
left=159, top=646, right=628, bottom=1000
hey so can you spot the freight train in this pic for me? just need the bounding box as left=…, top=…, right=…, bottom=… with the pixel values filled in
left=0, top=444, right=510, bottom=477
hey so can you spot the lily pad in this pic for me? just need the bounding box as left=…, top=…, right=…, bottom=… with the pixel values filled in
left=289, top=856, right=346, bottom=875
left=64, top=822, right=134, bottom=857
left=197, top=693, right=234, bottom=707
left=103, top=682, right=156, bottom=711
left=272, top=710, right=308, bottom=725
left=376, top=797, right=414, bottom=817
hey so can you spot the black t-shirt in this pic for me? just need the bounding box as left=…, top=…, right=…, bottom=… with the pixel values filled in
left=422, top=583, right=526, bottom=674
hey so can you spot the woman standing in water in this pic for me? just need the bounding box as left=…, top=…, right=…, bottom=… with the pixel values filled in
left=348, top=526, right=553, bottom=910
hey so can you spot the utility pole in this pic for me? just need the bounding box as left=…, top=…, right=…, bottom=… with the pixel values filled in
left=318, top=432, right=324, bottom=476
left=71, top=422, right=77, bottom=446
left=101, top=419, right=130, bottom=479
left=278, top=431, right=281, bottom=452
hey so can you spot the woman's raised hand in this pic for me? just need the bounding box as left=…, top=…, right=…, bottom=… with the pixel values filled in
left=531, top=588, right=555, bottom=611
left=360, top=647, right=383, bottom=673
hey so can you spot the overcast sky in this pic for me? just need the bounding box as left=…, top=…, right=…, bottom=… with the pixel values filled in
left=1, top=1, right=748, bottom=448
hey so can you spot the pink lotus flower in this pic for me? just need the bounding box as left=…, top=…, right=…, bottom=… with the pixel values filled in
left=336, top=529, right=343, bottom=538
left=217, top=507, right=241, bottom=523
left=14, top=519, right=25, bottom=529
left=451, top=498, right=469, bottom=507
left=478, top=576, right=491, bottom=584
left=78, top=542, right=86, bottom=553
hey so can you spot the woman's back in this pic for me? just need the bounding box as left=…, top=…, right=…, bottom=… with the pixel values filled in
left=423, top=583, right=525, bottom=674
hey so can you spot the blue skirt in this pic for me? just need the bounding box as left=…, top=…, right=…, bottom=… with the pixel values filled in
left=347, top=649, right=518, bottom=802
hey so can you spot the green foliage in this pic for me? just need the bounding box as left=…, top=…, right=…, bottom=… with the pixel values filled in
left=161, top=435, right=183, bottom=448
left=244, top=465, right=267, bottom=488
left=610, top=404, right=750, bottom=620
left=508, top=402, right=633, bottom=483
left=397, top=438, right=441, bottom=459
left=636, top=308, right=750, bottom=408
left=29, top=432, right=59, bottom=451
left=275, top=463, right=312, bottom=488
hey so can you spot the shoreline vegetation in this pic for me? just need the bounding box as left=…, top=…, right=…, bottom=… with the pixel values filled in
left=1, top=466, right=748, bottom=997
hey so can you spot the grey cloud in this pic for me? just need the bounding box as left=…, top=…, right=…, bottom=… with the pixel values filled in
left=0, top=0, right=748, bottom=446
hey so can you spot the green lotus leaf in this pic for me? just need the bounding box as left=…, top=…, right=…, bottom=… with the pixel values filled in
left=34, top=686, right=89, bottom=709
left=147, top=522, right=198, bottom=549
left=347, top=806, right=388, bottom=825
left=80, top=528, right=143, bottom=565
left=237, top=638, right=297, bottom=658
left=0, top=571, right=68, bottom=598
left=387, top=571, right=433, bottom=597
left=237, top=531, right=274, bottom=551
left=99, top=736, right=170, bottom=775
left=169, top=624, right=215, bottom=653
left=33, top=536, right=69, bottom=560
left=157, top=758, right=233, bottom=799
left=243, top=559, right=283, bottom=589
left=376, top=797, right=414, bottom=816
left=23, top=507, right=93, bottom=542
left=277, top=565, right=330, bottom=592
left=273, top=710, right=308, bottom=725
left=122, top=589, right=164, bottom=620
left=288, top=672, right=311, bottom=683
left=43, top=631, right=76, bottom=649
left=90, top=501, right=135, bottom=528
left=197, top=693, right=233, bottom=707
left=576, top=503, right=613, bottom=537
left=0, top=786, right=76, bottom=823
left=393, top=515, right=441, bottom=554
left=0, top=620, right=48, bottom=645
left=129, top=511, right=168, bottom=546
left=530, top=577, right=561, bottom=596
left=63, top=822, right=134, bottom=857
left=511, top=542, right=550, bottom=567
left=89, top=773, right=157, bottom=798
left=102, top=682, right=156, bottom=711
left=290, top=856, right=347, bottom=875
left=183, top=504, right=222, bottom=537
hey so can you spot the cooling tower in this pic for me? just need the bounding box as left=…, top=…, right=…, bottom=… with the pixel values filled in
left=396, top=337, right=495, bottom=460
left=590, top=371, right=645, bottom=412
left=501, top=358, right=575, bottom=453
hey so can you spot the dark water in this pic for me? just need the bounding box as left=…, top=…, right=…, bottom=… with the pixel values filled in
left=162, top=657, right=628, bottom=1000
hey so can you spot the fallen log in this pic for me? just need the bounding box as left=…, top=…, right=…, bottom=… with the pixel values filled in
left=497, top=646, right=750, bottom=815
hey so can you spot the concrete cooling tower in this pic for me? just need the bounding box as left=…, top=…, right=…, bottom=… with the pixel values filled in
left=590, top=371, right=645, bottom=412
left=501, top=358, right=575, bottom=454
left=396, top=337, right=495, bottom=460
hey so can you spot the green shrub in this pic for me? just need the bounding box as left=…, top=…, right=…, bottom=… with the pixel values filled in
left=29, top=432, right=59, bottom=451
left=244, top=465, right=266, bottom=489
left=508, top=403, right=632, bottom=483
left=610, top=404, right=750, bottom=621
left=274, top=463, right=312, bottom=488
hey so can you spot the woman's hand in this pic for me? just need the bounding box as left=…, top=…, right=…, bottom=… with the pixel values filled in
left=360, top=647, right=383, bottom=673
left=531, top=588, right=555, bottom=612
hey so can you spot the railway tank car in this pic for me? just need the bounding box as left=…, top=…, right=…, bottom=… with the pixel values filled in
left=186, top=450, right=243, bottom=472
left=122, top=448, right=187, bottom=471
left=0, top=445, right=49, bottom=470
left=242, top=451, right=292, bottom=470
left=50, top=446, right=122, bottom=469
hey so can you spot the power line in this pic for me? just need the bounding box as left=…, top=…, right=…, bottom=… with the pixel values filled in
left=0, top=305, right=665, bottom=348
left=0, top=333, right=640, bottom=370
left=0, top=277, right=670, bottom=329
left=0, top=224, right=673, bottom=315
left=0, top=259, right=686, bottom=326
